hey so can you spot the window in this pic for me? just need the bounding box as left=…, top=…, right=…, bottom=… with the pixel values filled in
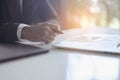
left=62, top=0, right=120, bottom=29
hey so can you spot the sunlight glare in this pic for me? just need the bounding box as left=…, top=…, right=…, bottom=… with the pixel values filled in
left=67, top=54, right=119, bottom=80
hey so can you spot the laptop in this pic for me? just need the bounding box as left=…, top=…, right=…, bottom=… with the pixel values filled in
left=53, top=33, right=120, bottom=54
left=0, top=42, right=49, bottom=63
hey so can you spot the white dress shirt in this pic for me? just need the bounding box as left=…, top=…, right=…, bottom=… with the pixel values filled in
left=19, top=0, right=23, bottom=13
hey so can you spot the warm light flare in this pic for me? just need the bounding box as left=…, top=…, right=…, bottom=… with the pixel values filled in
left=80, top=16, right=89, bottom=28
left=65, top=5, right=97, bottom=28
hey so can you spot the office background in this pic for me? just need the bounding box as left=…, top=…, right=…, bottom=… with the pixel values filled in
left=50, top=0, right=120, bottom=29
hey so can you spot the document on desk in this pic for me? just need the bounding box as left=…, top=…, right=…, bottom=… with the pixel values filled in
left=53, top=34, right=120, bottom=54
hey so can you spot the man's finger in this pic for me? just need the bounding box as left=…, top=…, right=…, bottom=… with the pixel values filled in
left=46, top=26, right=56, bottom=36
left=36, top=22, right=63, bottom=34
left=46, top=22, right=59, bottom=30
left=45, top=23, right=63, bottom=34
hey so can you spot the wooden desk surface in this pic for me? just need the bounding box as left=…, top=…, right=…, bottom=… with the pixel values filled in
left=0, top=28, right=120, bottom=80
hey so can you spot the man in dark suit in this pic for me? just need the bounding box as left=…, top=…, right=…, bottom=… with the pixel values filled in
left=0, top=0, right=61, bottom=43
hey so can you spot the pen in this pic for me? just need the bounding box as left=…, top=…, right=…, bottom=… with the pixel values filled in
left=55, top=30, right=64, bottom=34
left=46, top=22, right=64, bottom=34
left=117, top=43, right=120, bottom=48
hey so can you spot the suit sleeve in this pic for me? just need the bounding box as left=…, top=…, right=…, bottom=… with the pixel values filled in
left=36, top=0, right=57, bottom=22
left=0, top=23, right=19, bottom=42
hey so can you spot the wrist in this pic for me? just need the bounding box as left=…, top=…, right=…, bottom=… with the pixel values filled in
left=17, top=24, right=31, bottom=41
left=21, top=27, right=31, bottom=39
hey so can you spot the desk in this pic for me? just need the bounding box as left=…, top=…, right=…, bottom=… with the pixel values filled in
left=0, top=28, right=120, bottom=80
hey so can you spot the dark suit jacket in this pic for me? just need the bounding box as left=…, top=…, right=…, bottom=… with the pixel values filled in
left=0, top=0, right=56, bottom=42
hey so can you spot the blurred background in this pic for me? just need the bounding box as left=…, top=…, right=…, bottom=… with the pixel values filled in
left=51, top=0, right=120, bottom=29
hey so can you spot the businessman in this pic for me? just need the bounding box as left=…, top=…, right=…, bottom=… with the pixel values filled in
left=0, top=0, right=61, bottom=43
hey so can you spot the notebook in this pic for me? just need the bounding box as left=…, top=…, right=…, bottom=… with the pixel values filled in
left=53, top=33, right=120, bottom=54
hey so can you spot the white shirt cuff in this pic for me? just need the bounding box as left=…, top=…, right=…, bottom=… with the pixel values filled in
left=17, top=24, right=31, bottom=41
